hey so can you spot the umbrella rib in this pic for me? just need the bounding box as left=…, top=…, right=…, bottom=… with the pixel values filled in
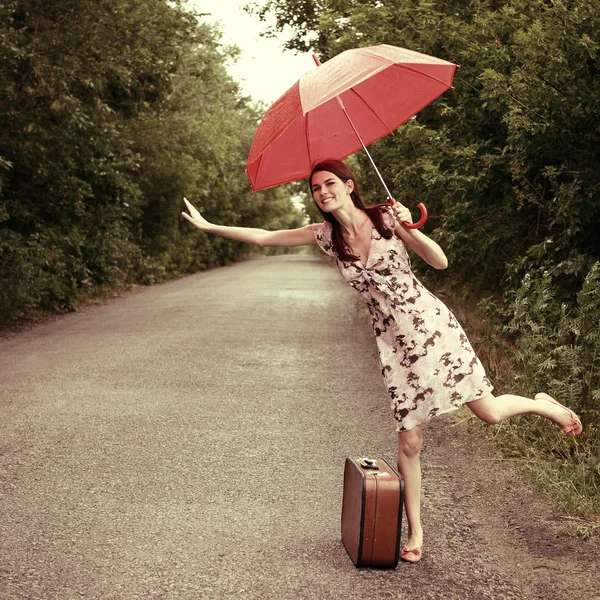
left=304, top=109, right=312, bottom=167
left=394, top=63, right=455, bottom=90
left=348, top=88, right=394, bottom=135
left=253, top=152, right=265, bottom=190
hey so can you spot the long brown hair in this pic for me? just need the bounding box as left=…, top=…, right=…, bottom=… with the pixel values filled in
left=309, top=159, right=394, bottom=261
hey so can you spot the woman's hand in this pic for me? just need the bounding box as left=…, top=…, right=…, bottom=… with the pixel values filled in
left=180, top=197, right=316, bottom=247
left=390, top=199, right=413, bottom=226
left=181, top=198, right=213, bottom=231
left=390, top=199, right=448, bottom=269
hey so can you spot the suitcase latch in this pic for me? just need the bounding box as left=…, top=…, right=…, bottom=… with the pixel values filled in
left=358, top=458, right=379, bottom=470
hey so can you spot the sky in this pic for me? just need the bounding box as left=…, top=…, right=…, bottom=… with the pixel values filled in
left=187, top=0, right=315, bottom=104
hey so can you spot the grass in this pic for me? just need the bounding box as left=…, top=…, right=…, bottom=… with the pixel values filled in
left=432, top=281, right=600, bottom=529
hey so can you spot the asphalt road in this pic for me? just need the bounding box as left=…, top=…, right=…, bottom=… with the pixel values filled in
left=1, top=254, right=598, bottom=600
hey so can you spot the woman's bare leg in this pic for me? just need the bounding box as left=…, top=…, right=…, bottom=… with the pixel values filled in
left=467, top=392, right=580, bottom=432
left=397, top=425, right=424, bottom=551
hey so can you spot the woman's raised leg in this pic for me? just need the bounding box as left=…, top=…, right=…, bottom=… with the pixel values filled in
left=467, top=392, right=582, bottom=435
left=397, top=425, right=424, bottom=561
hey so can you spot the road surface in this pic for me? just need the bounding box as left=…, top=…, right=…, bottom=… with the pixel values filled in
left=1, top=255, right=598, bottom=599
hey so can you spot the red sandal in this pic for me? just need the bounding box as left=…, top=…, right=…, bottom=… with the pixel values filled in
left=534, top=393, right=582, bottom=436
left=400, top=544, right=423, bottom=563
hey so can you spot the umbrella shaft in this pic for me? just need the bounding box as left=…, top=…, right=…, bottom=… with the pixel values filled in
left=314, top=52, right=393, bottom=201
left=338, top=100, right=394, bottom=201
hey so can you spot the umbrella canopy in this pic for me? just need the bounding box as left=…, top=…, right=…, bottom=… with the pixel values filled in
left=246, top=44, right=457, bottom=192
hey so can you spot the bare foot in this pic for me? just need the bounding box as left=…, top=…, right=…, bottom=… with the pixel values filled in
left=534, top=393, right=582, bottom=436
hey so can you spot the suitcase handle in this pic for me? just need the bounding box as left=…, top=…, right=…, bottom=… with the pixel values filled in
left=358, top=458, right=380, bottom=470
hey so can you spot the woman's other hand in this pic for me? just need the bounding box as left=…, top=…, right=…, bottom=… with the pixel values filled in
left=390, top=199, right=413, bottom=226
left=181, top=198, right=212, bottom=231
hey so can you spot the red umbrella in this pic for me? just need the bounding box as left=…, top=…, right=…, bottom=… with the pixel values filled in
left=246, top=44, right=457, bottom=228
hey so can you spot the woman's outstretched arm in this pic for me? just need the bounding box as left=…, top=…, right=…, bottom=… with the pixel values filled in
left=181, top=198, right=316, bottom=248
left=390, top=201, right=448, bottom=270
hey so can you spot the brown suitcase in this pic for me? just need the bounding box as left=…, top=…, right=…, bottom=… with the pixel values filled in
left=341, top=457, right=404, bottom=568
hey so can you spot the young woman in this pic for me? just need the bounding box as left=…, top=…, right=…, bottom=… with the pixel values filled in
left=182, top=159, right=582, bottom=564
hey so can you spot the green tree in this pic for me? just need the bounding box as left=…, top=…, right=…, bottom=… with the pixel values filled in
left=0, top=0, right=303, bottom=322
left=248, top=1, right=600, bottom=294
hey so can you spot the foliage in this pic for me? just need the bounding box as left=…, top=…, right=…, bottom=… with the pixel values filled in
left=499, top=263, right=600, bottom=513
left=250, top=0, right=600, bottom=511
left=506, top=264, right=600, bottom=423
left=249, top=0, right=600, bottom=290
left=0, top=0, right=303, bottom=322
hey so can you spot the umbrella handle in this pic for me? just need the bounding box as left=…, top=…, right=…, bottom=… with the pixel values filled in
left=404, top=203, right=428, bottom=229
left=390, top=200, right=428, bottom=229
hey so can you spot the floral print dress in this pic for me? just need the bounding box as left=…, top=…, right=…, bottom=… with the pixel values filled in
left=312, top=209, right=493, bottom=432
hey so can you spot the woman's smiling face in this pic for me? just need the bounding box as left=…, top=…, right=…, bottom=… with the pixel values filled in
left=310, top=170, right=354, bottom=211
